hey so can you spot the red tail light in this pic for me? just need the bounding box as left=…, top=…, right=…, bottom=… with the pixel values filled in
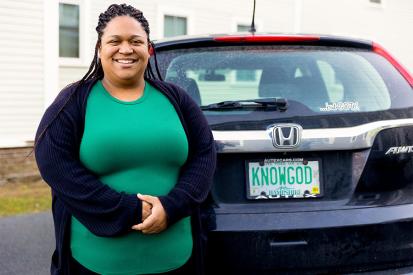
left=372, top=42, right=413, bottom=87
left=214, top=35, right=320, bottom=43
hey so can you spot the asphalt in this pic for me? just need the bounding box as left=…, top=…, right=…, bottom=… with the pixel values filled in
left=1, top=212, right=413, bottom=275
left=0, top=211, right=54, bottom=275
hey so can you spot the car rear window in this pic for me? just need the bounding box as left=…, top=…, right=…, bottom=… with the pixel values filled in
left=155, top=45, right=413, bottom=114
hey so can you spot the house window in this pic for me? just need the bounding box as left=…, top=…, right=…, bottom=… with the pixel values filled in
left=237, top=24, right=251, bottom=32
left=59, top=3, right=80, bottom=58
left=164, top=15, right=187, bottom=37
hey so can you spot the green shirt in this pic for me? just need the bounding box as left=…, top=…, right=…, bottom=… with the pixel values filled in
left=71, top=81, right=192, bottom=275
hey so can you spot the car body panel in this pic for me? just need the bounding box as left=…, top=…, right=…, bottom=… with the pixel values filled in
left=153, top=33, right=413, bottom=274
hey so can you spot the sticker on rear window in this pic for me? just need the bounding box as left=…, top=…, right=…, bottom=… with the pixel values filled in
left=319, top=101, right=360, bottom=112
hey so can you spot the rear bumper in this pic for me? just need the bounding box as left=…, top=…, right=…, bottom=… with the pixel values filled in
left=345, top=264, right=413, bottom=275
left=212, top=203, right=413, bottom=231
left=205, top=203, right=413, bottom=274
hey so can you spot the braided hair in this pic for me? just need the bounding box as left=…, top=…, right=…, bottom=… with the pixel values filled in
left=33, top=4, right=162, bottom=152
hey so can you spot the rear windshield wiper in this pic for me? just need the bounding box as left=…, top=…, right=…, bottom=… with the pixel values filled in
left=201, top=98, right=288, bottom=111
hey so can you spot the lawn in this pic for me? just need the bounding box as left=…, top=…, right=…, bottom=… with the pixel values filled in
left=0, top=180, right=51, bottom=217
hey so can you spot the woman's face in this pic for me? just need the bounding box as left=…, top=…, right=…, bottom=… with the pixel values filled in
left=99, top=16, right=150, bottom=85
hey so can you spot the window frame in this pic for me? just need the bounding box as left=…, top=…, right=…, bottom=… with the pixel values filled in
left=157, top=5, right=193, bottom=39
left=58, top=0, right=87, bottom=67
left=163, top=15, right=188, bottom=38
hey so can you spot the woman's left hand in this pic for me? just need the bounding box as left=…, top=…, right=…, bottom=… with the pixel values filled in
left=132, top=194, right=168, bottom=234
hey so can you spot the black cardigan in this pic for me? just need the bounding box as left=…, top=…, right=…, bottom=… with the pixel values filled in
left=34, top=78, right=216, bottom=275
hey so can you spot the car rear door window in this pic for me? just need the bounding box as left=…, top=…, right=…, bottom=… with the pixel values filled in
left=158, top=46, right=413, bottom=114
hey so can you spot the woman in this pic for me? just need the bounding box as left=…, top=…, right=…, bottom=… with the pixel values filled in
left=35, top=4, right=216, bottom=275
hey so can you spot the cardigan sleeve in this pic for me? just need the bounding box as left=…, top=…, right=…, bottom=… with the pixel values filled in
left=35, top=91, right=142, bottom=237
left=159, top=86, right=217, bottom=226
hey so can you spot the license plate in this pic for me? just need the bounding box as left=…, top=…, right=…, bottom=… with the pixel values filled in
left=246, top=158, right=322, bottom=199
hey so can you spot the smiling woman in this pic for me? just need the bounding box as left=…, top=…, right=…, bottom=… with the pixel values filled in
left=99, top=16, right=150, bottom=101
left=34, top=3, right=216, bottom=275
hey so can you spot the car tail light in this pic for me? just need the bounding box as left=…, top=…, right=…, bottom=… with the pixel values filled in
left=214, top=35, right=320, bottom=43
left=372, top=42, right=413, bottom=87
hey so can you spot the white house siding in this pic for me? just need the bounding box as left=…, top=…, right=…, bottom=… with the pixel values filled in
left=257, top=0, right=295, bottom=33
left=299, top=0, right=413, bottom=72
left=376, top=0, right=413, bottom=73
left=58, top=66, right=88, bottom=90
left=0, top=0, right=44, bottom=146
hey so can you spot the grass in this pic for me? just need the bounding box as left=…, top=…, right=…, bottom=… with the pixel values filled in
left=0, top=180, right=52, bottom=217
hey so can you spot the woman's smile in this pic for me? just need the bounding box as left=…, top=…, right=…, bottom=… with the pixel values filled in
left=113, top=58, right=137, bottom=64
left=113, top=58, right=139, bottom=68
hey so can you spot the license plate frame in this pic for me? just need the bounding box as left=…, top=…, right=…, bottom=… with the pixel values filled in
left=245, top=158, right=323, bottom=200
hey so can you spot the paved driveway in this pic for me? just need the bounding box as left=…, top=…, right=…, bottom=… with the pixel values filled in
left=1, top=212, right=413, bottom=275
left=0, top=211, right=54, bottom=275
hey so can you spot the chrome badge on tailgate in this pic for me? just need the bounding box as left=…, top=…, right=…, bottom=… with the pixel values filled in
left=270, top=124, right=303, bottom=149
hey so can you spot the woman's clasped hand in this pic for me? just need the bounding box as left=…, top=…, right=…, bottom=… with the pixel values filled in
left=132, top=194, right=168, bottom=234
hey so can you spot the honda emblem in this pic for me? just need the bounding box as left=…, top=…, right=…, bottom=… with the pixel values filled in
left=271, top=124, right=302, bottom=149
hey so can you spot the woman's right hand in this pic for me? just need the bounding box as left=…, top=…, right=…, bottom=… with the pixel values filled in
left=132, top=194, right=168, bottom=234
left=141, top=198, right=152, bottom=221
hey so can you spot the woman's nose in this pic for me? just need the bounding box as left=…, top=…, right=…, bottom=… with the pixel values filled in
left=119, top=42, right=133, bottom=54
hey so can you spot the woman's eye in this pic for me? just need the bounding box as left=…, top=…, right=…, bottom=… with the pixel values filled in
left=109, top=40, right=119, bottom=44
left=131, top=40, right=142, bottom=45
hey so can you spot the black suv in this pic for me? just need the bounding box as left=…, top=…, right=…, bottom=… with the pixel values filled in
left=153, top=34, right=413, bottom=274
